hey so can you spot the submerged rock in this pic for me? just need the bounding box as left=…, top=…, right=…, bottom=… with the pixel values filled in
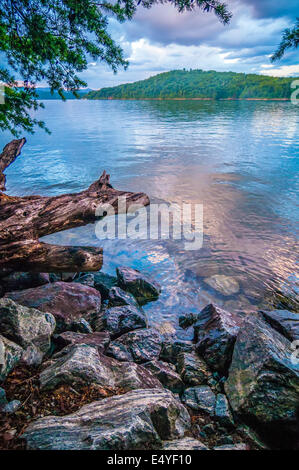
left=107, top=328, right=162, bottom=363
left=181, top=385, right=216, bottom=415
left=163, top=438, right=209, bottom=450
left=116, top=266, right=161, bottom=304
left=22, top=388, right=191, bottom=450
left=40, top=344, right=162, bottom=392
left=225, top=314, right=299, bottom=448
left=176, top=352, right=211, bottom=386
left=203, top=275, right=240, bottom=297
left=143, top=360, right=184, bottom=394
left=194, top=304, right=242, bottom=375
left=0, top=334, right=23, bottom=382
left=53, top=331, right=110, bottom=353
left=108, top=286, right=139, bottom=309
left=93, top=272, right=117, bottom=300
left=260, top=309, right=299, bottom=342
left=74, top=273, right=95, bottom=288
left=0, top=298, right=55, bottom=365
left=98, top=305, right=147, bottom=339
left=179, top=313, right=198, bottom=329
left=5, top=282, right=101, bottom=333
left=0, top=272, right=49, bottom=293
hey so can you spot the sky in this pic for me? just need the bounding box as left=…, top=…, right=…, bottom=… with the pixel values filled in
left=81, top=0, right=299, bottom=89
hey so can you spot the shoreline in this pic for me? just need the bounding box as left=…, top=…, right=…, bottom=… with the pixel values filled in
left=83, top=97, right=291, bottom=102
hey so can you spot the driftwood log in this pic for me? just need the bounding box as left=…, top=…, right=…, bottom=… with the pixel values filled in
left=0, top=138, right=149, bottom=273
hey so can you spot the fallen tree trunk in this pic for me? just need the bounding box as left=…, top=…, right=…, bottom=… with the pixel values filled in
left=0, top=139, right=149, bottom=272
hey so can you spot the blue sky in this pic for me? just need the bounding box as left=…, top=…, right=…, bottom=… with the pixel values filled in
left=81, top=0, right=299, bottom=89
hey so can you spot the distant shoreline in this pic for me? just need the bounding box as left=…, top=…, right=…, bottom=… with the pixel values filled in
left=83, top=97, right=291, bottom=102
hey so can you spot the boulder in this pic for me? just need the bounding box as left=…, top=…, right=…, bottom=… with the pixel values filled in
left=163, top=438, right=209, bottom=450
left=225, top=315, right=299, bottom=448
left=74, top=273, right=95, bottom=288
left=214, top=394, right=234, bottom=427
left=179, top=313, right=198, bottom=330
left=143, top=360, right=184, bottom=394
left=116, top=266, right=161, bottom=304
left=176, top=352, right=211, bottom=386
left=260, top=309, right=299, bottom=342
left=98, top=305, right=147, bottom=339
left=0, top=272, right=49, bottom=292
left=107, top=328, right=162, bottom=363
left=93, top=272, right=117, bottom=299
left=194, top=304, right=242, bottom=375
left=203, top=275, right=240, bottom=297
left=214, top=444, right=247, bottom=450
left=181, top=385, right=216, bottom=415
left=0, top=298, right=55, bottom=365
left=5, top=282, right=101, bottom=333
left=22, top=388, right=191, bottom=450
left=40, top=344, right=162, bottom=392
left=70, top=318, right=93, bottom=334
left=160, top=340, right=194, bottom=365
left=108, top=287, right=139, bottom=309
left=0, top=334, right=23, bottom=383
left=53, top=331, right=110, bottom=353
left=0, top=387, right=7, bottom=407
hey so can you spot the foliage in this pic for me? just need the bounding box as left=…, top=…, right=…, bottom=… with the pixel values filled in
left=85, top=69, right=295, bottom=100
left=0, top=0, right=231, bottom=136
left=272, top=18, right=299, bottom=62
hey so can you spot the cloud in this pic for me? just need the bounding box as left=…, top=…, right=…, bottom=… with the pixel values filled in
left=260, top=64, right=299, bottom=77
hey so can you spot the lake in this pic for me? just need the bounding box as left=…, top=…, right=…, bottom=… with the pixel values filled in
left=1, top=100, right=298, bottom=337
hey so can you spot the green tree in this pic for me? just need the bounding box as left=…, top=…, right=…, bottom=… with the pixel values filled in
left=0, top=0, right=231, bottom=136
left=271, top=18, right=299, bottom=62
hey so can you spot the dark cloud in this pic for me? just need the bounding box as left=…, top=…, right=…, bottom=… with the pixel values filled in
left=241, top=0, right=298, bottom=20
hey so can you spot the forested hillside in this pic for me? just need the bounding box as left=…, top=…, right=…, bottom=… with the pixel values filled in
left=85, top=70, right=293, bottom=100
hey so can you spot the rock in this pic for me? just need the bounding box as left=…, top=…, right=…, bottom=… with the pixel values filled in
left=1, top=400, right=21, bottom=414
left=163, top=438, right=209, bottom=450
left=93, top=272, right=117, bottom=300
left=0, top=334, right=23, bottom=382
left=74, top=273, right=95, bottom=288
left=40, top=344, right=162, bottom=392
left=160, top=340, right=194, bottom=365
left=97, top=305, right=147, bottom=339
left=108, top=287, right=139, bottom=309
left=179, top=313, right=198, bottom=329
left=143, top=360, right=184, bottom=394
left=217, top=435, right=234, bottom=445
left=0, top=387, right=7, bottom=407
left=225, top=314, right=299, bottom=448
left=0, top=272, right=49, bottom=292
left=61, top=272, right=76, bottom=282
left=182, top=385, right=216, bottom=416
left=214, top=394, right=234, bottom=427
left=53, top=331, right=110, bottom=353
left=260, top=309, right=299, bottom=342
left=0, top=298, right=55, bottom=365
left=203, top=275, right=240, bottom=297
left=155, top=321, right=176, bottom=337
left=176, top=352, right=211, bottom=386
left=70, top=318, right=93, bottom=334
left=194, top=304, right=242, bottom=375
left=214, top=443, right=247, bottom=450
left=22, top=388, right=191, bottom=450
left=116, top=266, right=161, bottom=304
left=107, top=328, right=162, bottom=363
left=5, top=282, right=101, bottom=333
left=182, top=386, right=216, bottom=415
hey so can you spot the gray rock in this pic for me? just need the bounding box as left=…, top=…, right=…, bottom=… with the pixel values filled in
left=0, top=334, right=23, bottom=382
left=53, top=331, right=110, bottom=353
left=0, top=298, right=55, bottom=365
left=93, top=272, right=117, bottom=300
left=160, top=340, right=194, bottom=365
left=1, top=399, right=21, bottom=414
left=70, top=318, right=93, bottom=334
left=214, top=394, right=234, bottom=427
left=143, top=360, right=184, bottom=394
left=225, top=314, right=299, bottom=447
left=0, top=272, right=49, bottom=292
left=107, top=328, right=162, bottom=363
left=22, top=388, right=191, bottom=450
left=204, top=275, right=240, bottom=297
left=40, top=344, right=162, bottom=392
left=260, top=309, right=299, bottom=342
left=163, top=438, right=209, bottom=450
left=0, top=387, right=7, bottom=407
left=74, top=273, right=95, bottom=288
left=194, top=304, right=242, bottom=375
left=176, top=352, right=211, bottom=386
left=116, top=266, right=161, bottom=304
left=179, top=313, right=198, bottom=329
left=98, top=305, right=147, bottom=339
left=108, top=286, right=139, bottom=309
left=182, top=386, right=216, bottom=415
left=214, top=443, right=247, bottom=451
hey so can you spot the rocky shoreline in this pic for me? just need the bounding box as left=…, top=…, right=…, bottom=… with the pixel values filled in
left=0, top=267, right=298, bottom=450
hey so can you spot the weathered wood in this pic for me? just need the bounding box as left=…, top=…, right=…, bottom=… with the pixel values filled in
left=0, top=139, right=149, bottom=272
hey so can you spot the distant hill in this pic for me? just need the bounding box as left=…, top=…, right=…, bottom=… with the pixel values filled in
left=85, top=70, right=294, bottom=101
left=35, top=88, right=91, bottom=99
